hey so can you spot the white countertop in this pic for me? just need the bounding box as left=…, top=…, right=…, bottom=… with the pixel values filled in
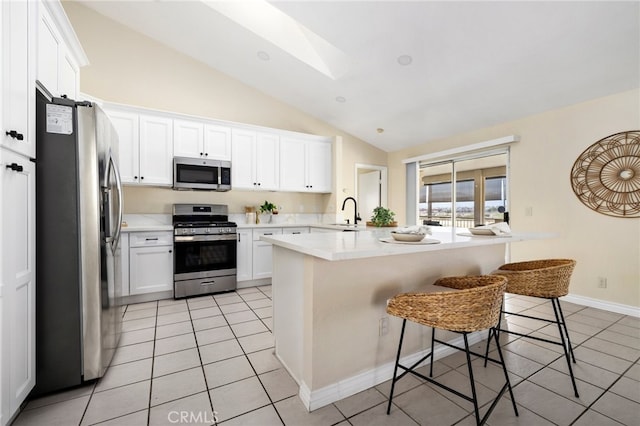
left=120, top=213, right=357, bottom=232
left=121, top=214, right=173, bottom=232
left=261, top=228, right=556, bottom=261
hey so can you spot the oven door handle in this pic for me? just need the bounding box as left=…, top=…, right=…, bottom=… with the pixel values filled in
left=174, top=234, right=237, bottom=242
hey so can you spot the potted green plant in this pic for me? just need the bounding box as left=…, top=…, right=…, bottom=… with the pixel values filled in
left=259, top=200, right=278, bottom=214
left=368, top=206, right=397, bottom=227
left=258, top=201, right=278, bottom=223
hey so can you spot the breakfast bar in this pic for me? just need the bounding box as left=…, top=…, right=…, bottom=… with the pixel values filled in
left=261, top=228, right=553, bottom=411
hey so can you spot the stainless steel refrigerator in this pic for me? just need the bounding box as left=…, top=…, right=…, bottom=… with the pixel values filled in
left=33, top=88, right=124, bottom=395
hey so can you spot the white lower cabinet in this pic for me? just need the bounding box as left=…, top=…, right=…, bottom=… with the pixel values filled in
left=252, top=228, right=282, bottom=280
left=236, top=229, right=253, bottom=282
left=0, top=147, right=36, bottom=424
left=237, top=227, right=310, bottom=282
left=127, top=231, right=173, bottom=295
left=119, top=233, right=130, bottom=297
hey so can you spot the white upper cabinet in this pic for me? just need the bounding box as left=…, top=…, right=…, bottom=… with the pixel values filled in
left=108, top=110, right=139, bottom=184
left=306, top=140, right=332, bottom=193
left=36, top=2, right=86, bottom=100
left=279, top=138, right=306, bottom=192
left=107, top=109, right=173, bottom=186
left=203, top=124, right=231, bottom=160
left=1, top=0, right=36, bottom=158
left=232, top=129, right=279, bottom=190
left=138, top=115, right=173, bottom=186
left=173, top=119, right=204, bottom=158
left=280, top=138, right=332, bottom=193
left=174, top=120, right=231, bottom=160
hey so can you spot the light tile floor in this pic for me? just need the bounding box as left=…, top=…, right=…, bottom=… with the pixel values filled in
left=13, top=286, right=640, bottom=425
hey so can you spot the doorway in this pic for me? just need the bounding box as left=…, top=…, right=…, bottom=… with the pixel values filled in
left=355, top=164, right=388, bottom=223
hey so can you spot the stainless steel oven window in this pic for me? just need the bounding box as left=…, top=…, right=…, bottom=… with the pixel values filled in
left=174, top=236, right=237, bottom=275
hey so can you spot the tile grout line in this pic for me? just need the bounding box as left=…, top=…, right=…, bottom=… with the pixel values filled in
left=185, top=295, right=219, bottom=425
left=146, top=300, right=160, bottom=426
left=217, top=291, right=287, bottom=425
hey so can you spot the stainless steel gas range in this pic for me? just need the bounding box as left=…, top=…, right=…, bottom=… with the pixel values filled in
left=173, top=204, right=237, bottom=298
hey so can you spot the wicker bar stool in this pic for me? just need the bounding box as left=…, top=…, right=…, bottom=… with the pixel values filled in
left=386, top=275, right=518, bottom=426
left=484, top=259, right=579, bottom=397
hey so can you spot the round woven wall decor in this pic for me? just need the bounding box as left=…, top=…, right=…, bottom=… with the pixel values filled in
left=570, top=130, right=640, bottom=218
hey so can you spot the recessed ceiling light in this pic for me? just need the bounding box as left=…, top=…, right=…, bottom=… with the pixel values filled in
left=257, top=51, right=270, bottom=61
left=377, top=128, right=385, bottom=134
left=335, top=96, right=346, bottom=103
left=397, top=55, right=413, bottom=66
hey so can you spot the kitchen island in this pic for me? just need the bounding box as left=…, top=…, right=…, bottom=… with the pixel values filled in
left=260, top=228, right=553, bottom=411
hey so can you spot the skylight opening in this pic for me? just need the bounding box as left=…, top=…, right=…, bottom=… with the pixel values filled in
left=203, top=0, right=348, bottom=80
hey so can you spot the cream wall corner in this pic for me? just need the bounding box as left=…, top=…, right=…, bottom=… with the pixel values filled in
left=387, top=89, right=640, bottom=308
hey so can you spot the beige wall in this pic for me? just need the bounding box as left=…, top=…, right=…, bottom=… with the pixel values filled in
left=62, top=1, right=387, bottom=217
left=388, top=89, right=640, bottom=307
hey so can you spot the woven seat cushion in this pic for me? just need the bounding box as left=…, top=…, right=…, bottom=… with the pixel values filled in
left=386, top=275, right=507, bottom=332
left=492, top=259, right=576, bottom=298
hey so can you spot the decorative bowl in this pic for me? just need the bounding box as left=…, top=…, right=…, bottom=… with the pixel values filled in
left=468, top=227, right=495, bottom=236
left=390, top=232, right=426, bottom=242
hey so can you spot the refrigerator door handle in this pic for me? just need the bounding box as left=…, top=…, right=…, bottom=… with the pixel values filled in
left=109, top=154, right=124, bottom=251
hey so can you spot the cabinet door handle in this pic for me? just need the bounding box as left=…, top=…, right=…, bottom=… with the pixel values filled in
left=140, top=176, right=144, bottom=180
left=264, top=232, right=273, bottom=235
left=169, top=250, right=172, bottom=253
left=134, top=175, right=138, bottom=179
left=5, top=130, right=24, bottom=140
left=5, top=163, right=24, bottom=172
left=200, top=152, right=204, bottom=156
left=145, top=238, right=158, bottom=241
left=200, top=280, right=216, bottom=286
left=293, top=232, right=301, bottom=234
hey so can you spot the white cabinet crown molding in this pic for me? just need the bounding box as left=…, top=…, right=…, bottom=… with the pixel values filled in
left=101, top=101, right=333, bottom=144
left=41, top=1, right=88, bottom=67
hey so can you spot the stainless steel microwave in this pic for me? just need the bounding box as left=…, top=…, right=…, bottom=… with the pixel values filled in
left=173, top=157, right=231, bottom=191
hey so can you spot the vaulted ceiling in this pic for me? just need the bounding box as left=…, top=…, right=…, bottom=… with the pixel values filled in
left=77, top=1, right=640, bottom=152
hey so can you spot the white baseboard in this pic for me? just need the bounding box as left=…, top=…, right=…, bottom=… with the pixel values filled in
left=292, top=295, right=639, bottom=412
left=298, top=331, right=486, bottom=412
left=562, top=293, right=640, bottom=317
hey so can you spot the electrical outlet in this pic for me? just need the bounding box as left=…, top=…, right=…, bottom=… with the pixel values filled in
left=379, top=317, right=389, bottom=336
left=598, top=277, right=607, bottom=288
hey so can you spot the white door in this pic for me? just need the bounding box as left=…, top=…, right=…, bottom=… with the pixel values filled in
left=1, top=148, right=36, bottom=416
left=139, top=115, right=173, bottom=185
left=236, top=229, right=253, bottom=282
left=279, top=138, right=306, bottom=191
left=203, top=124, right=231, bottom=160
left=306, top=141, right=331, bottom=192
left=129, top=246, right=173, bottom=294
left=255, top=133, right=279, bottom=190
left=231, top=129, right=256, bottom=189
left=252, top=241, right=274, bottom=280
left=358, top=171, right=381, bottom=223
left=173, top=119, right=204, bottom=158
left=2, top=0, right=35, bottom=158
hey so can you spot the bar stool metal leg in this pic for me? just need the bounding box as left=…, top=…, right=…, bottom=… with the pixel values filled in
left=551, top=298, right=579, bottom=397
left=387, top=319, right=407, bottom=415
